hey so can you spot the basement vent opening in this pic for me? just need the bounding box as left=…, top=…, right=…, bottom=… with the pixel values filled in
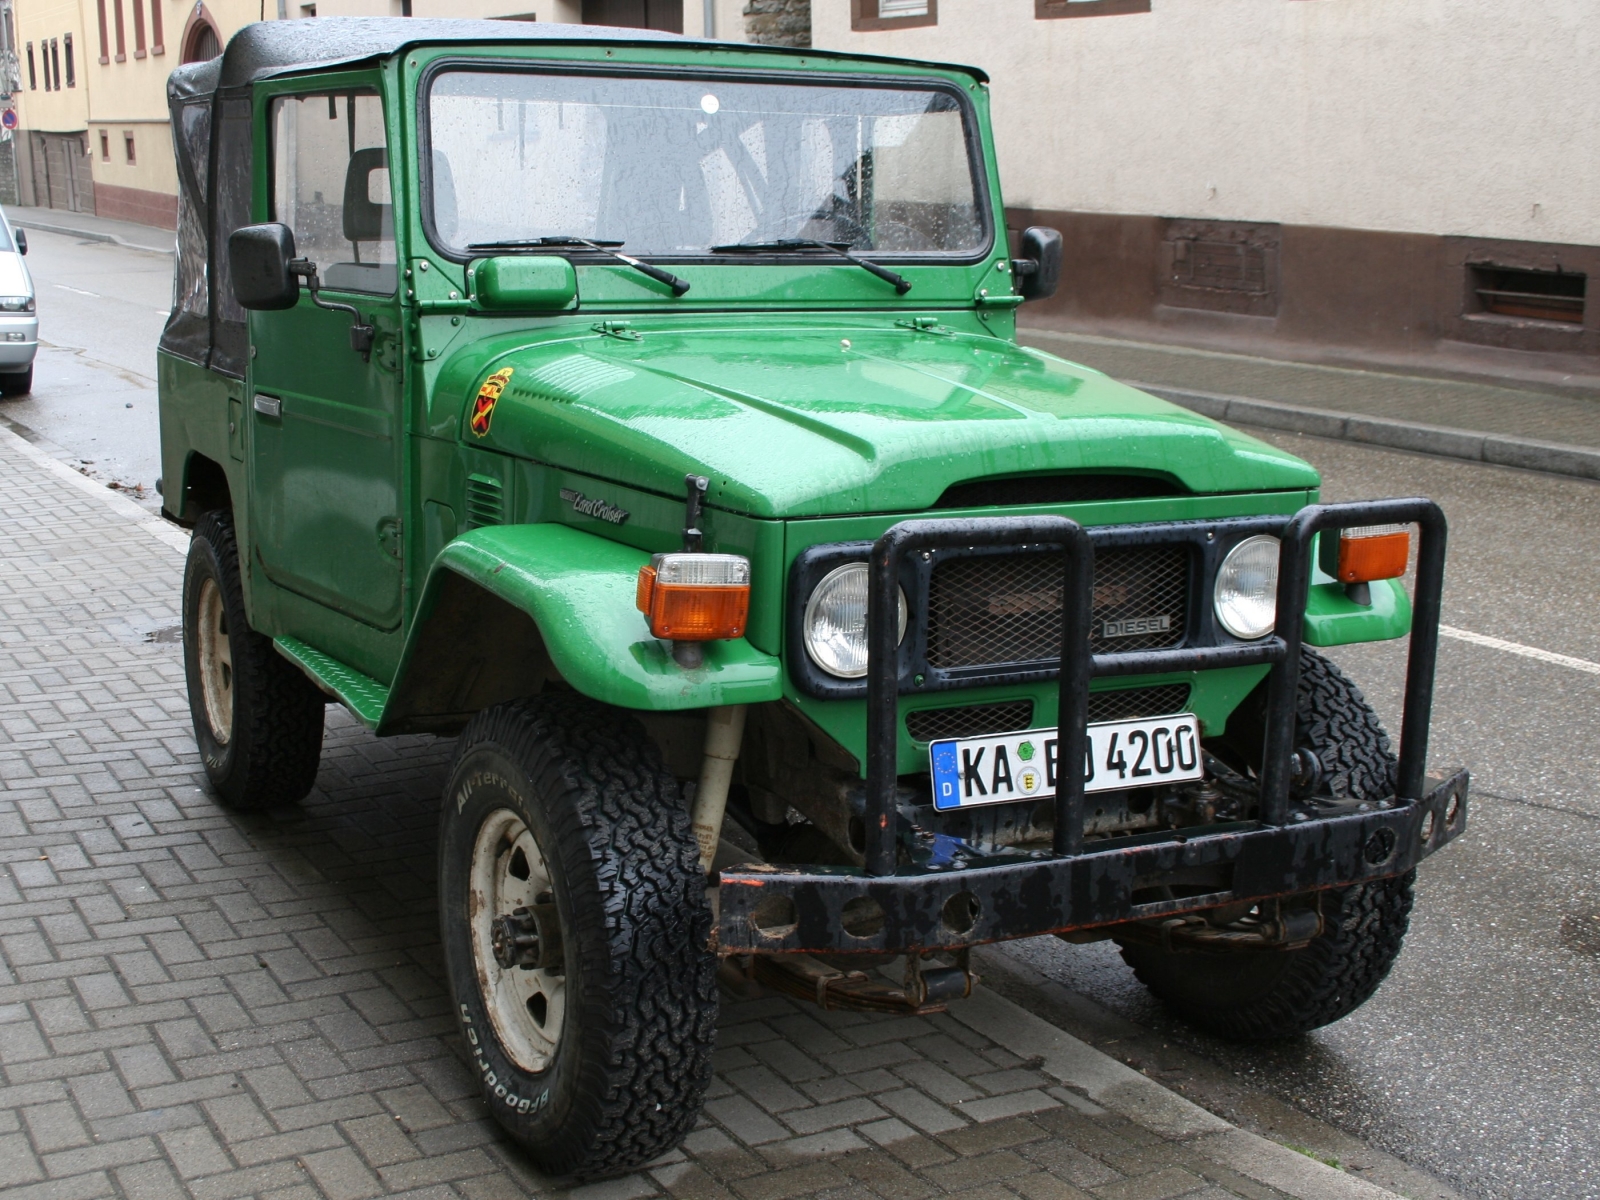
left=935, top=473, right=1184, bottom=509
left=1470, top=264, right=1586, bottom=325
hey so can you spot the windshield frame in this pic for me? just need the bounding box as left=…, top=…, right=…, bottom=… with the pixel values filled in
left=415, top=57, right=996, bottom=268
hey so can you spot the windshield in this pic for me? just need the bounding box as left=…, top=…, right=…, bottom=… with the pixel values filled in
left=425, top=70, right=987, bottom=259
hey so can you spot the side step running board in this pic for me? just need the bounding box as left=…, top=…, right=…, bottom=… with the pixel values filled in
left=275, top=636, right=390, bottom=729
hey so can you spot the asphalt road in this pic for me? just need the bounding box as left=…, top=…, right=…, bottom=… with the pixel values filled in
left=999, top=432, right=1600, bottom=1200
left=11, top=235, right=1599, bottom=1199
left=0, top=226, right=169, bottom=503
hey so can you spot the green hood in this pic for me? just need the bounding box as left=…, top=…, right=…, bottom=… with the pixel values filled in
left=468, top=324, right=1319, bottom=517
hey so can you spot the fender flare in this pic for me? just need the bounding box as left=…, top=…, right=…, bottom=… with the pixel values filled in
left=379, top=524, right=782, bottom=734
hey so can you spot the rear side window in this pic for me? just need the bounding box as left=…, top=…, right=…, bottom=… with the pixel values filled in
left=271, top=91, right=395, bottom=295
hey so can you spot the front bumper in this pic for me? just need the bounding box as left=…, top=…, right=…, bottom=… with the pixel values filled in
left=717, top=498, right=1462, bottom=956
left=717, top=769, right=1467, bottom=954
left=0, top=314, right=39, bottom=367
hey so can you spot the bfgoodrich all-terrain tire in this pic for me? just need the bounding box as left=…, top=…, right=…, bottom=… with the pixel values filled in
left=438, top=696, right=718, bottom=1180
left=1117, top=649, right=1415, bottom=1040
left=182, top=510, right=325, bottom=808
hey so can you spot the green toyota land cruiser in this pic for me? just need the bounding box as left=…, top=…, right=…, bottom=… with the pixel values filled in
left=158, top=18, right=1469, bottom=1178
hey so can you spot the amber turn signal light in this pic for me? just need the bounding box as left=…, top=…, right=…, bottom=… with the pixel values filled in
left=636, top=553, right=751, bottom=641
left=1335, top=525, right=1411, bottom=584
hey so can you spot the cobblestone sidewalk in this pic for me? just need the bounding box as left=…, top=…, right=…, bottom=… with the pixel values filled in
left=0, top=426, right=1397, bottom=1200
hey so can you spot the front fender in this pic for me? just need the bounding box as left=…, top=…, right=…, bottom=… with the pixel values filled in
left=381, top=524, right=782, bottom=732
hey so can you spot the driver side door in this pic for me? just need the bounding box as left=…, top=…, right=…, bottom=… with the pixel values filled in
left=248, top=86, right=404, bottom=633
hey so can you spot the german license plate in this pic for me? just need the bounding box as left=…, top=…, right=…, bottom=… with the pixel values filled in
left=928, top=714, right=1204, bottom=811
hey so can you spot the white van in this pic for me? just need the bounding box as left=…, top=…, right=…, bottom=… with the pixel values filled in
left=0, top=209, right=37, bottom=395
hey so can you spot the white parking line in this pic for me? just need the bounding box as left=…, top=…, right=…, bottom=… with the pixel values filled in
left=1440, top=625, right=1600, bottom=676
left=54, top=283, right=100, bottom=297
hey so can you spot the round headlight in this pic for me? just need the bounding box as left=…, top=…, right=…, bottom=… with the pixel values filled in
left=1214, top=534, right=1280, bottom=639
left=802, top=563, right=908, bottom=679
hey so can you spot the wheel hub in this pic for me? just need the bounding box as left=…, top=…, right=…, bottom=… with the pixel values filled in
left=468, top=809, right=568, bottom=1072
left=491, top=904, right=563, bottom=971
left=195, top=577, right=233, bottom=745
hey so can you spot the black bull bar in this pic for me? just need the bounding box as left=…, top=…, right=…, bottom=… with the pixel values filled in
left=717, top=499, right=1469, bottom=956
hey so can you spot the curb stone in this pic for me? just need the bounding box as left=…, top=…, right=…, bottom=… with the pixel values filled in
left=1139, top=381, right=1600, bottom=483
left=949, top=988, right=1404, bottom=1200
left=9, top=214, right=176, bottom=256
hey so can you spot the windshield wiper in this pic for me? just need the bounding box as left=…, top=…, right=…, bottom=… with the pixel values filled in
left=709, top=238, right=911, bottom=295
left=467, top=236, right=690, bottom=297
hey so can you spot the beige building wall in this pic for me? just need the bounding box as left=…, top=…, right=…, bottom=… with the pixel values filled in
left=313, top=0, right=747, bottom=37
left=12, top=0, right=90, bottom=130
left=13, top=0, right=276, bottom=223
left=813, top=0, right=1600, bottom=364
left=813, top=0, right=1600, bottom=249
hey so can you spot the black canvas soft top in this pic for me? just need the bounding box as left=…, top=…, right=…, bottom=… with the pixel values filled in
left=159, top=17, right=987, bottom=378
left=165, top=17, right=986, bottom=105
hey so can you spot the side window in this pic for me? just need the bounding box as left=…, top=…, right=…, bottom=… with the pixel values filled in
left=271, top=91, right=396, bottom=295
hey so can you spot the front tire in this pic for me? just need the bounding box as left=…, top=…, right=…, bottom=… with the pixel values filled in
left=1117, top=649, right=1415, bottom=1040
left=439, top=697, right=718, bottom=1179
left=0, top=365, right=32, bottom=395
left=182, top=511, right=324, bottom=808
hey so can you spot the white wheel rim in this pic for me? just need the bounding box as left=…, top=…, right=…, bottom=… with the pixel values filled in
left=196, top=578, right=233, bottom=745
left=469, top=808, right=567, bottom=1073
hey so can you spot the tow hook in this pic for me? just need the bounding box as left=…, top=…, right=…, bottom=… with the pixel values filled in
left=491, top=903, right=564, bottom=971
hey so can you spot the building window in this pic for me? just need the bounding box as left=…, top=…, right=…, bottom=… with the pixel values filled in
left=50, top=38, right=60, bottom=89
left=580, top=0, right=682, bottom=33
left=1036, top=0, right=1152, bottom=18
left=150, top=0, right=163, bottom=55
left=96, top=0, right=109, bottom=61
left=113, top=0, right=125, bottom=60
left=124, top=132, right=136, bottom=164
left=64, top=32, right=74, bottom=85
left=181, top=19, right=219, bottom=63
left=100, top=131, right=110, bottom=160
left=25, top=41, right=35, bottom=89
left=132, top=0, right=144, bottom=56
left=852, top=0, right=937, bottom=31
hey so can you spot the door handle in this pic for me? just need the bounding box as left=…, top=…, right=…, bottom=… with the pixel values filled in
left=253, top=393, right=283, bottom=419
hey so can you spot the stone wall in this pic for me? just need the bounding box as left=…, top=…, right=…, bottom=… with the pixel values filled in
left=745, top=0, right=809, bottom=46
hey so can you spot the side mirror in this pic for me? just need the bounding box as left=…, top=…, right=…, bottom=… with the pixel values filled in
left=14, top=229, right=26, bottom=256
left=229, top=223, right=300, bottom=311
left=1012, top=226, right=1063, bottom=302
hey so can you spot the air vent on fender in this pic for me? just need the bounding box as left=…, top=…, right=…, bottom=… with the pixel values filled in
left=465, top=474, right=505, bottom=528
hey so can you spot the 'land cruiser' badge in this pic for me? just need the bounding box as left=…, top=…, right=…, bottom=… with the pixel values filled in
left=470, top=367, right=514, bottom=437
left=559, top=488, right=630, bottom=526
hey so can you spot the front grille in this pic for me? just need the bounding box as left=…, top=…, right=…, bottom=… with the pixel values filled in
left=903, top=686, right=1192, bottom=745
left=926, top=546, right=1189, bottom=668
left=907, top=701, right=1034, bottom=743
left=1088, top=684, right=1192, bottom=724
